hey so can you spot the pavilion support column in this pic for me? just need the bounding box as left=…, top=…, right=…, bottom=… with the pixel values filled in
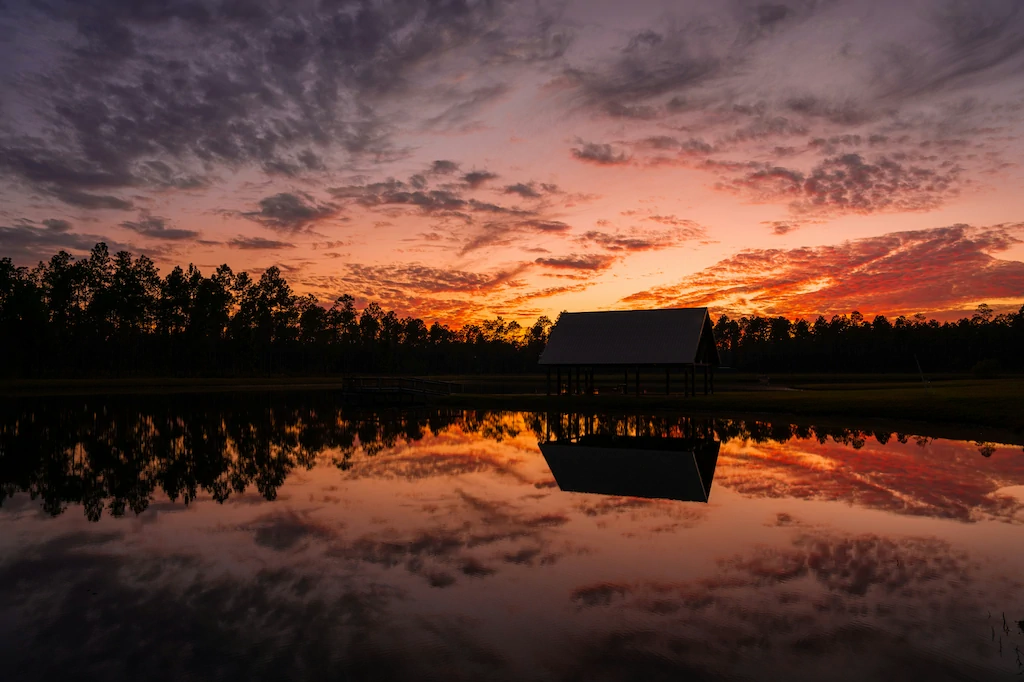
left=635, top=366, right=640, bottom=397
left=624, top=368, right=628, bottom=395
left=575, top=366, right=581, bottom=395
left=546, top=367, right=551, bottom=396
left=557, top=366, right=562, bottom=396
left=665, top=367, right=671, bottom=395
left=703, top=364, right=708, bottom=395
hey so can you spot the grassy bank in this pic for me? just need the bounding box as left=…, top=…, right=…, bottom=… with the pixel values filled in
left=3, top=373, right=1023, bottom=443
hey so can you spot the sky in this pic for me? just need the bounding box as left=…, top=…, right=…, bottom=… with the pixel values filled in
left=2, top=0, right=1024, bottom=325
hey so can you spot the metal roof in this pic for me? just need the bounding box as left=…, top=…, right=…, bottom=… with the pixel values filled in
left=538, top=307, right=717, bottom=366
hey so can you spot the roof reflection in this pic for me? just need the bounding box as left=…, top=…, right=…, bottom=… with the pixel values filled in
left=540, top=435, right=720, bottom=503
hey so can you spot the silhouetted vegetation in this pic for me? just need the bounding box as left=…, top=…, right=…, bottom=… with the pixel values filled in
left=2, top=244, right=1022, bottom=377
left=0, top=244, right=551, bottom=377
left=715, top=304, right=1024, bottom=373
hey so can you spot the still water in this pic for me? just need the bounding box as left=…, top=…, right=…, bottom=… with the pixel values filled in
left=1, top=392, right=1023, bottom=681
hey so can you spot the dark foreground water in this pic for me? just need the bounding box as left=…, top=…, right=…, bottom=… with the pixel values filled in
left=2, top=393, right=1024, bottom=681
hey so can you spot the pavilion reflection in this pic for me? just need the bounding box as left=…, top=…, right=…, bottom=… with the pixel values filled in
left=540, top=412, right=721, bottom=502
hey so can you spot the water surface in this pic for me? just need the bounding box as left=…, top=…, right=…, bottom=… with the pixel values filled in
left=2, top=393, right=1023, bottom=681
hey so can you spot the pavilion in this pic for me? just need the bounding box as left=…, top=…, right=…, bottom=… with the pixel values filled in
left=538, top=307, right=719, bottom=396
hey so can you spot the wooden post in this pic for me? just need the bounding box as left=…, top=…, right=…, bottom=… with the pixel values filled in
left=557, top=366, right=562, bottom=396
left=665, top=367, right=670, bottom=395
left=635, top=366, right=640, bottom=396
left=546, top=367, right=551, bottom=396
left=576, top=366, right=581, bottom=395
left=623, top=367, right=628, bottom=395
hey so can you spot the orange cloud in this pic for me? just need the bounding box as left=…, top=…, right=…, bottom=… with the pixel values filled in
left=623, top=224, right=1024, bottom=317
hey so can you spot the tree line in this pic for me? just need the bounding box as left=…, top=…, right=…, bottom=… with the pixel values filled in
left=0, top=244, right=552, bottom=377
left=714, top=304, right=1024, bottom=374
left=1, top=243, right=1022, bottom=377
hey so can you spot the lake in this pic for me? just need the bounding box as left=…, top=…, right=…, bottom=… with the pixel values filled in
left=2, top=392, right=1023, bottom=681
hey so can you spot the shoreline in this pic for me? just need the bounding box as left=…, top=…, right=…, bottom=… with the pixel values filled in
left=3, top=375, right=1023, bottom=446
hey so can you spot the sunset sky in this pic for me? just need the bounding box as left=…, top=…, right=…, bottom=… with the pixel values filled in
left=2, top=0, right=1024, bottom=325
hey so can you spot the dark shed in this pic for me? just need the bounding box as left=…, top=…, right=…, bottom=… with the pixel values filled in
left=538, top=307, right=719, bottom=396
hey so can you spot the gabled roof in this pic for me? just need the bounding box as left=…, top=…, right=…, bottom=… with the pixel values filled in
left=538, top=307, right=718, bottom=366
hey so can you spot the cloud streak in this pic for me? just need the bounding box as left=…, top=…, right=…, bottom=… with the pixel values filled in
left=242, top=193, right=340, bottom=233
left=717, top=153, right=964, bottom=215
left=570, top=141, right=630, bottom=166
left=0, top=220, right=123, bottom=262
left=120, top=213, right=199, bottom=240
left=535, top=253, right=617, bottom=271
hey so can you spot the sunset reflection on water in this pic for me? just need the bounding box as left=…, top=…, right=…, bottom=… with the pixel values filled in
left=1, top=396, right=1023, bottom=681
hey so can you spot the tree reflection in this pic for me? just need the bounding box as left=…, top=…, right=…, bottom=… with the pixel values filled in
left=0, top=394, right=462, bottom=520
left=0, top=396, right=1011, bottom=520
left=537, top=410, right=944, bottom=454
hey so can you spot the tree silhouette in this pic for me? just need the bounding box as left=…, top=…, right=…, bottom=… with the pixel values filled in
left=0, top=243, right=1022, bottom=377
